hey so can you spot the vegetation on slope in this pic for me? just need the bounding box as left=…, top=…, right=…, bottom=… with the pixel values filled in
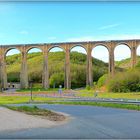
left=6, top=52, right=108, bottom=88
left=94, top=56, right=140, bottom=93
left=115, top=56, right=140, bottom=69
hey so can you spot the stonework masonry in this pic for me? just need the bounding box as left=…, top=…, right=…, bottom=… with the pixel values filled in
left=0, top=39, right=139, bottom=89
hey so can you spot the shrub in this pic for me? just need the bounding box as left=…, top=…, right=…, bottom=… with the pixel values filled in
left=49, top=73, right=64, bottom=88
left=97, top=74, right=108, bottom=87
left=86, top=85, right=91, bottom=90
left=108, top=69, right=140, bottom=92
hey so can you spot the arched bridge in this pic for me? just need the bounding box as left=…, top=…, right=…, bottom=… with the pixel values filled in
left=0, top=39, right=139, bottom=89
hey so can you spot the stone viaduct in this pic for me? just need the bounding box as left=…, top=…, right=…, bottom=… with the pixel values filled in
left=0, top=39, right=139, bottom=89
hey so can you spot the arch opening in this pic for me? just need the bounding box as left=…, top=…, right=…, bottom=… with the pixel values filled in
left=48, top=47, right=65, bottom=88
left=114, top=44, right=131, bottom=71
left=91, top=45, right=109, bottom=83
left=5, top=48, right=21, bottom=89
left=136, top=45, right=140, bottom=66
left=27, top=48, right=43, bottom=88
left=70, top=46, right=87, bottom=89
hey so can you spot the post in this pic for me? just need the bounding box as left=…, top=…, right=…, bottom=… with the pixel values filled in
left=42, top=48, right=49, bottom=89
left=109, top=48, right=115, bottom=76
left=86, top=44, right=93, bottom=86
left=131, top=46, right=137, bottom=68
left=20, top=50, right=28, bottom=89
left=65, top=46, right=71, bottom=89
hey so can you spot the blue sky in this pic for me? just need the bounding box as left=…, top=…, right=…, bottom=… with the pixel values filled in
left=1, top=2, right=140, bottom=61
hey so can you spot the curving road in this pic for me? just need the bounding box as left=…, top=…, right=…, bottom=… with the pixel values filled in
left=0, top=104, right=140, bottom=139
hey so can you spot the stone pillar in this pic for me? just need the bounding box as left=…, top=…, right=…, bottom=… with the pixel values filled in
left=42, top=48, right=49, bottom=89
left=0, top=54, right=7, bottom=89
left=64, top=46, right=71, bottom=89
left=109, top=48, right=115, bottom=76
left=20, top=49, right=28, bottom=89
left=131, top=46, right=137, bottom=68
left=86, top=44, right=93, bottom=86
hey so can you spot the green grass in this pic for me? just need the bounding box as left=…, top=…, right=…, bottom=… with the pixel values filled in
left=46, top=101, right=140, bottom=111
left=0, top=95, right=63, bottom=104
left=76, top=89, right=140, bottom=100
left=0, top=94, right=140, bottom=111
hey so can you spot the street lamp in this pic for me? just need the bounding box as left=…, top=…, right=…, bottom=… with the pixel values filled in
left=29, top=80, right=33, bottom=101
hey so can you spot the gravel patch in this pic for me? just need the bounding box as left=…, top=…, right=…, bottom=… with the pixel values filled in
left=0, top=107, right=68, bottom=132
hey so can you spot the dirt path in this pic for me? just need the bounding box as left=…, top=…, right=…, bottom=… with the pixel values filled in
left=0, top=107, right=67, bottom=132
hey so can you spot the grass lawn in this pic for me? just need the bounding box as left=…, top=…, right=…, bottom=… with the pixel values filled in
left=0, top=95, right=63, bottom=104
left=46, top=101, right=140, bottom=111
left=0, top=93, right=140, bottom=111
left=76, top=89, right=140, bottom=100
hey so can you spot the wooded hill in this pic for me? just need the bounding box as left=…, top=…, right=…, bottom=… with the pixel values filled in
left=6, top=51, right=109, bottom=88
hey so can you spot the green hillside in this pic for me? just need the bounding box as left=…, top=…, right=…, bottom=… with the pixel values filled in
left=115, top=56, right=140, bottom=69
left=6, top=51, right=109, bottom=88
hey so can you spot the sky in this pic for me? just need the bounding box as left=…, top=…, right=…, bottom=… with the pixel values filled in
left=1, top=1, right=140, bottom=61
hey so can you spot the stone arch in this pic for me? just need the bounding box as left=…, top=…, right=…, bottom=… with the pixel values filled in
left=92, top=43, right=110, bottom=52
left=48, top=45, right=65, bottom=53
left=136, top=44, right=140, bottom=65
left=5, top=48, right=21, bottom=89
left=136, top=42, right=140, bottom=50
left=4, top=47, right=21, bottom=57
left=114, top=42, right=131, bottom=50
left=114, top=43, right=131, bottom=70
left=27, top=47, right=43, bottom=87
left=136, top=44, right=140, bottom=55
left=26, top=46, right=43, bottom=54
left=70, top=44, right=87, bottom=53
left=70, top=45, right=87, bottom=88
left=48, top=46, right=65, bottom=88
left=92, top=44, right=109, bottom=62
left=91, top=45, right=109, bottom=82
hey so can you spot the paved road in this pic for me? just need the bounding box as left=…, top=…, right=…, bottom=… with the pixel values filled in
left=0, top=104, right=140, bottom=139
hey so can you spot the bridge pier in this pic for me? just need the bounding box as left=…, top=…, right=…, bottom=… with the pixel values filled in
left=86, top=45, right=93, bottom=86
left=65, top=46, right=71, bottom=89
left=20, top=50, right=28, bottom=89
left=0, top=55, right=7, bottom=89
left=42, top=48, right=49, bottom=89
left=131, top=46, right=137, bottom=68
left=109, top=48, right=115, bottom=76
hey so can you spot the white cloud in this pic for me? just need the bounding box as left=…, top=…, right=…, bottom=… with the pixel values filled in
left=99, top=23, right=121, bottom=30
left=19, top=30, right=29, bottom=35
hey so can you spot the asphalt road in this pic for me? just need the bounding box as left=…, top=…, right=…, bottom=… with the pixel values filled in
left=0, top=104, right=140, bottom=139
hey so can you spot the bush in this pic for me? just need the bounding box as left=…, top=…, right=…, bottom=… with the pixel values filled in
left=108, top=69, right=140, bottom=92
left=49, top=73, right=64, bottom=88
left=97, top=74, right=108, bottom=87
left=32, top=83, right=42, bottom=88
left=86, top=85, right=91, bottom=90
